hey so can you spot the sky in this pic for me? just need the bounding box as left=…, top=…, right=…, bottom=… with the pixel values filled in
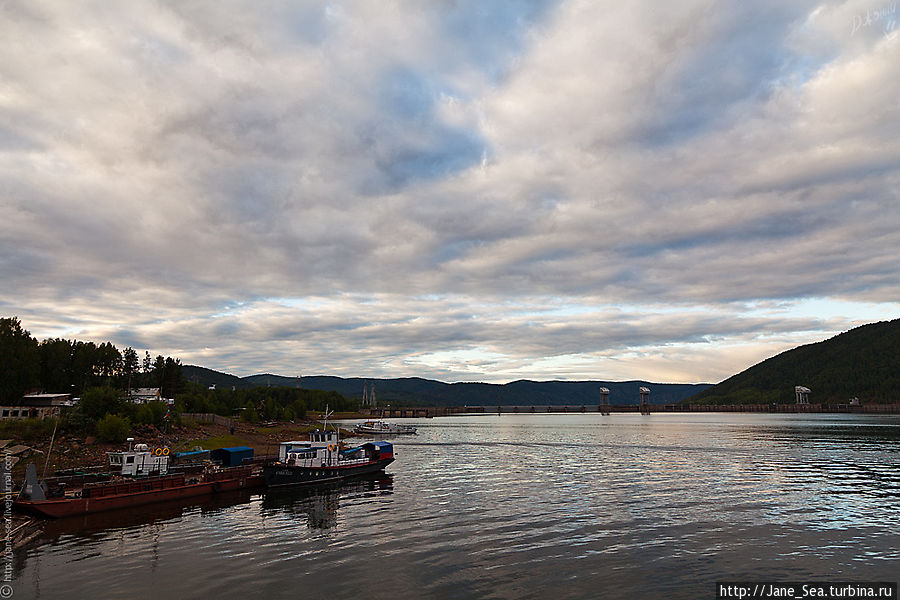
left=2, top=1, right=899, bottom=384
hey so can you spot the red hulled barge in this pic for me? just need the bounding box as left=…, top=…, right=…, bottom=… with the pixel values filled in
left=14, top=440, right=264, bottom=519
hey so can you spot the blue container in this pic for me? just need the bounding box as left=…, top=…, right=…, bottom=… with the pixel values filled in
left=210, top=446, right=254, bottom=467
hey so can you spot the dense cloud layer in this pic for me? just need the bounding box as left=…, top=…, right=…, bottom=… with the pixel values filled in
left=2, top=1, right=898, bottom=382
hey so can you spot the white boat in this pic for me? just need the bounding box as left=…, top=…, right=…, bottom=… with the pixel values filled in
left=354, top=420, right=417, bottom=435
left=264, top=406, right=396, bottom=487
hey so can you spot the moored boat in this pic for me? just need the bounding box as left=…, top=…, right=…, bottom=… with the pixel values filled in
left=14, top=467, right=263, bottom=519
left=13, top=440, right=265, bottom=519
left=353, top=420, right=417, bottom=435
left=264, top=421, right=395, bottom=488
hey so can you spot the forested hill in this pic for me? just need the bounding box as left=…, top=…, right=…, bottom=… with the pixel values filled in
left=181, top=366, right=709, bottom=406
left=689, top=318, right=900, bottom=405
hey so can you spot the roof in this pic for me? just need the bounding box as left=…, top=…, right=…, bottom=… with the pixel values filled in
left=16, top=393, right=72, bottom=406
left=368, top=441, right=393, bottom=449
left=131, top=388, right=160, bottom=395
left=216, top=446, right=253, bottom=452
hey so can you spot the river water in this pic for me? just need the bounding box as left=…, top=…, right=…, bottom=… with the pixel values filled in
left=11, top=413, right=900, bottom=599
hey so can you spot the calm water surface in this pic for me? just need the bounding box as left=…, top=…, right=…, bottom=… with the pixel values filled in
left=12, top=413, right=900, bottom=599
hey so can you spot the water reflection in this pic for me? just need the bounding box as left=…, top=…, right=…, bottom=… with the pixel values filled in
left=15, top=489, right=260, bottom=595
left=37, top=489, right=258, bottom=544
left=12, top=415, right=899, bottom=600
left=262, top=474, right=393, bottom=529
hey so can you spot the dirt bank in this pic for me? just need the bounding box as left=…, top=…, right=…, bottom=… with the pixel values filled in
left=7, top=415, right=362, bottom=480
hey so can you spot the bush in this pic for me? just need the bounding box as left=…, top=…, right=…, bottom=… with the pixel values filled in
left=241, top=405, right=258, bottom=423
left=60, top=405, right=91, bottom=434
left=96, top=413, right=131, bottom=443
left=135, top=401, right=168, bottom=426
left=0, top=417, right=58, bottom=441
left=81, top=387, right=127, bottom=421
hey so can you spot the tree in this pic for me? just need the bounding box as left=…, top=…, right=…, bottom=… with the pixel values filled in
left=135, top=401, right=168, bottom=426
left=39, top=338, right=75, bottom=393
left=81, top=387, right=126, bottom=422
left=95, top=342, right=122, bottom=385
left=72, top=341, right=99, bottom=393
left=242, top=401, right=258, bottom=423
left=152, top=355, right=166, bottom=389
left=161, top=357, right=182, bottom=399
left=122, top=347, right=139, bottom=394
left=262, top=397, right=281, bottom=420
left=290, top=398, right=307, bottom=420
left=0, top=317, right=40, bottom=403
left=142, top=351, right=152, bottom=380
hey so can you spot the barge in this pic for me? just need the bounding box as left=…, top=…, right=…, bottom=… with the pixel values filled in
left=14, top=440, right=264, bottom=519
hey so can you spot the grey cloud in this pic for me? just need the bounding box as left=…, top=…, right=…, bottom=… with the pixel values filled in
left=636, top=2, right=821, bottom=145
left=2, top=0, right=898, bottom=383
left=73, top=296, right=838, bottom=383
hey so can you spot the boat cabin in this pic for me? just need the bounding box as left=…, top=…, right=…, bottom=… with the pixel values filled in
left=276, top=427, right=346, bottom=467
left=108, top=441, right=169, bottom=476
left=308, top=429, right=338, bottom=447
left=277, top=439, right=338, bottom=465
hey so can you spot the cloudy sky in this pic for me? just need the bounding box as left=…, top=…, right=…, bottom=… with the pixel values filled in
left=2, top=1, right=899, bottom=384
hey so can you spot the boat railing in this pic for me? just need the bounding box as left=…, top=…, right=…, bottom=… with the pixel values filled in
left=339, top=457, right=372, bottom=466
left=206, top=466, right=254, bottom=481
left=286, top=456, right=374, bottom=468
left=83, top=473, right=187, bottom=498
left=242, top=454, right=278, bottom=466
left=44, top=471, right=112, bottom=491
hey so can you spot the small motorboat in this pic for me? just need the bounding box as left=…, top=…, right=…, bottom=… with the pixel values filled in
left=353, top=420, right=417, bottom=435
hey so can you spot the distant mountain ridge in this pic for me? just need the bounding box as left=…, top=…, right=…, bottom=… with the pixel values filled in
left=690, top=318, right=900, bottom=404
left=181, top=365, right=709, bottom=406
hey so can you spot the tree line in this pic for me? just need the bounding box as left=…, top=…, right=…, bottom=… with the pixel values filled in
left=0, top=316, right=183, bottom=403
left=1, top=317, right=357, bottom=442
left=178, top=385, right=357, bottom=422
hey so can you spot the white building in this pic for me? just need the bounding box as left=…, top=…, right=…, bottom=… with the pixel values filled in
left=128, top=388, right=175, bottom=405
left=1, top=393, right=73, bottom=420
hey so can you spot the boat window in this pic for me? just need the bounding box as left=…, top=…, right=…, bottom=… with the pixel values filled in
left=1, top=410, right=8, bottom=417
left=126, top=456, right=135, bottom=464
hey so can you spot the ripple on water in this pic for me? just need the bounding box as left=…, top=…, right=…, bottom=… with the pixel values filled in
left=16, top=413, right=900, bottom=600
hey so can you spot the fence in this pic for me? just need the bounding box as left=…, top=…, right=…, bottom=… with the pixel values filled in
left=180, top=412, right=236, bottom=428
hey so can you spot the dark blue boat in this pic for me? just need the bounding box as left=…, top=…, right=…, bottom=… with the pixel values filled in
left=263, top=428, right=394, bottom=488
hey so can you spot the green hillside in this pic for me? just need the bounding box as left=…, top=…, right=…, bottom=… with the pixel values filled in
left=689, top=318, right=900, bottom=405
left=182, top=365, right=246, bottom=390
left=181, top=366, right=708, bottom=406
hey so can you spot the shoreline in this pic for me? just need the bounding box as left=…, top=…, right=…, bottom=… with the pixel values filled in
left=360, top=403, right=900, bottom=416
